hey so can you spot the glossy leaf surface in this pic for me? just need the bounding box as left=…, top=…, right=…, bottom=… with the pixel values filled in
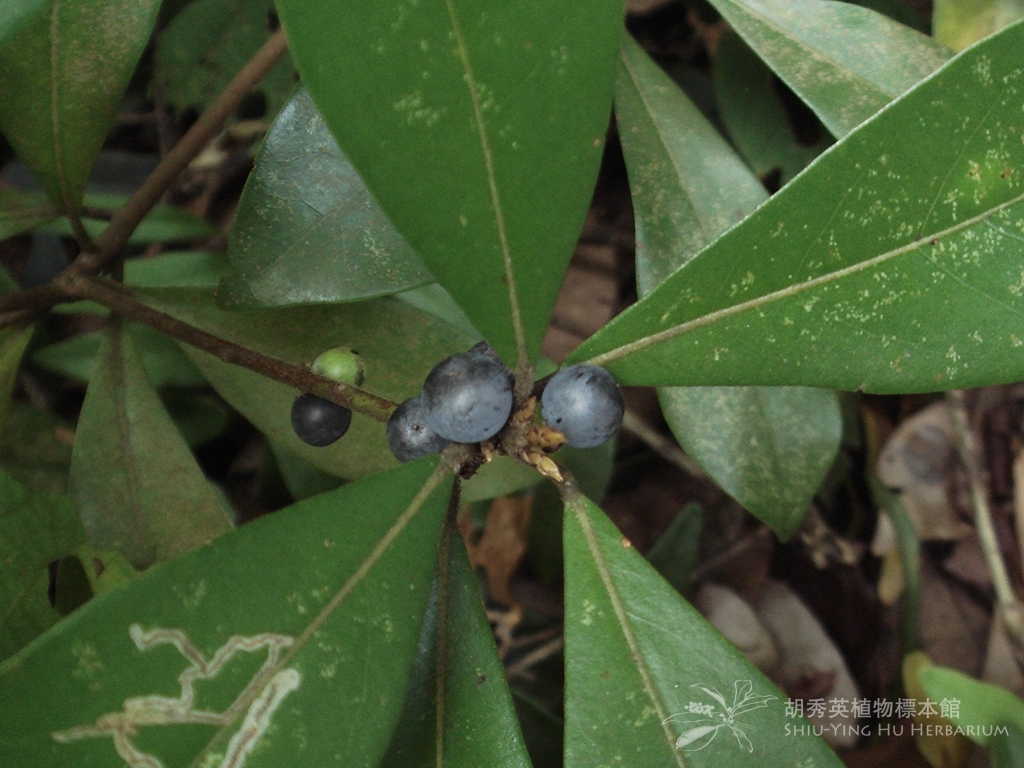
left=381, top=525, right=531, bottom=767
left=155, top=0, right=295, bottom=118
left=705, top=0, right=951, bottom=138
left=69, top=321, right=233, bottom=569
left=563, top=493, right=843, bottom=766
left=617, top=36, right=840, bottom=536
left=572, top=23, right=1024, bottom=394
left=0, top=0, right=162, bottom=210
left=222, top=86, right=432, bottom=308
left=274, top=0, right=622, bottom=364
left=0, top=470, right=84, bottom=662
left=0, top=461, right=452, bottom=768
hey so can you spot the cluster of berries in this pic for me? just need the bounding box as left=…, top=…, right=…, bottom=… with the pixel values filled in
left=290, top=342, right=625, bottom=468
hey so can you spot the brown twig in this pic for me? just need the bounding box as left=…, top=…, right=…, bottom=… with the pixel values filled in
left=58, top=273, right=398, bottom=421
left=90, top=29, right=288, bottom=264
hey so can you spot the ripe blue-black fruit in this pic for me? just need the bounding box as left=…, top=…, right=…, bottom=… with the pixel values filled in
left=290, top=393, right=352, bottom=447
left=387, top=396, right=452, bottom=462
left=422, top=343, right=514, bottom=443
left=541, top=364, right=623, bottom=448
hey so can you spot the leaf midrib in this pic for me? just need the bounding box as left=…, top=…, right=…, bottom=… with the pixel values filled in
left=443, top=0, right=527, bottom=366
left=187, top=465, right=449, bottom=768
left=585, top=189, right=1024, bottom=368
left=570, top=497, right=687, bottom=767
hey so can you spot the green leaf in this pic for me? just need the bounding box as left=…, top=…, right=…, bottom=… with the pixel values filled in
left=381, top=522, right=532, bottom=767
left=0, top=0, right=47, bottom=47
left=0, top=470, right=85, bottom=661
left=645, top=503, right=702, bottom=597
left=0, top=324, right=34, bottom=431
left=918, top=666, right=1024, bottom=744
left=221, top=86, right=432, bottom=308
left=33, top=323, right=206, bottom=388
left=124, top=251, right=228, bottom=289
left=0, top=460, right=453, bottom=768
left=617, top=36, right=841, bottom=536
left=162, top=391, right=230, bottom=448
left=714, top=31, right=831, bottom=185
left=0, top=0, right=162, bottom=211
left=991, top=722, right=1024, bottom=768
left=41, top=195, right=218, bottom=244
left=617, top=35, right=768, bottom=290
left=705, top=0, right=951, bottom=138
left=0, top=188, right=57, bottom=240
left=563, top=492, right=843, bottom=766
left=0, top=402, right=73, bottom=495
left=662, top=387, right=840, bottom=539
left=273, top=0, right=622, bottom=365
left=69, top=320, right=233, bottom=569
left=154, top=0, right=295, bottom=118
left=571, top=22, right=1024, bottom=394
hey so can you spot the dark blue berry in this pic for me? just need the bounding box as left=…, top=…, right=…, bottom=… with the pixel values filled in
left=541, top=364, right=623, bottom=448
left=290, top=393, right=352, bottom=447
left=387, top=396, right=451, bottom=462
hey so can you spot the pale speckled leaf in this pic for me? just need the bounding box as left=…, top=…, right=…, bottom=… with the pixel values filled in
left=714, top=31, right=832, bottom=185
left=705, top=0, right=951, bottom=137
left=618, top=36, right=841, bottom=537
left=0, top=0, right=162, bottom=210
left=0, top=460, right=452, bottom=768
left=69, top=320, right=233, bottom=569
left=221, top=86, right=432, bottom=308
left=570, top=22, right=1024, bottom=394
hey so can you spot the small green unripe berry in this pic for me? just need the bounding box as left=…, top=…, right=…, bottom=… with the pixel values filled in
left=312, top=347, right=365, bottom=386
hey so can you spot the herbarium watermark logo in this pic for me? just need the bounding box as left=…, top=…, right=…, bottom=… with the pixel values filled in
left=663, top=680, right=777, bottom=752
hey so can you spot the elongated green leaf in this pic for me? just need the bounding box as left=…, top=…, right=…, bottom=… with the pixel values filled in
left=918, top=666, right=1024, bottom=743
left=0, top=324, right=34, bottom=431
left=221, top=86, right=432, bottom=308
left=0, top=470, right=85, bottom=661
left=274, top=0, right=622, bottom=365
left=617, top=36, right=841, bottom=536
left=0, top=402, right=73, bottom=496
left=41, top=199, right=217, bottom=244
left=0, top=188, right=57, bottom=240
left=714, top=31, right=831, bottom=185
left=0, top=460, right=452, bottom=768
left=706, top=0, right=951, bottom=138
left=124, top=250, right=227, bottom=289
left=155, top=0, right=295, bottom=118
left=571, top=22, right=1024, bottom=394
left=69, top=320, right=233, bottom=569
left=33, top=323, right=205, bottom=388
left=563, top=492, right=843, bottom=766
left=381, top=524, right=532, bottom=767
left=0, top=0, right=162, bottom=211
left=618, top=36, right=767, bottom=291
